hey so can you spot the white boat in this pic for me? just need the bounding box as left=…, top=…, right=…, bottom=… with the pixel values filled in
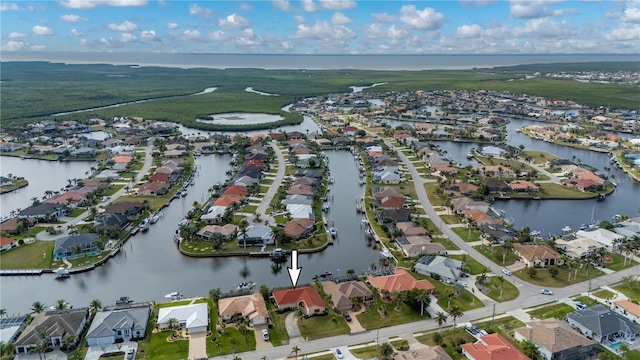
left=328, top=177, right=335, bottom=184
left=236, top=281, right=255, bottom=291
left=165, top=291, right=183, bottom=300
left=561, top=226, right=572, bottom=233
left=139, top=219, right=149, bottom=232
left=612, top=214, right=622, bottom=222
left=54, top=266, right=70, bottom=278
left=150, top=214, right=160, bottom=224
left=322, top=202, right=330, bottom=212
left=466, top=152, right=474, bottom=159
left=529, top=230, right=541, bottom=237
left=330, top=227, right=337, bottom=237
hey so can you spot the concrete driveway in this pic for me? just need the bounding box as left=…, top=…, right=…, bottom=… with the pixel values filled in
left=188, top=332, right=207, bottom=360
left=253, top=324, right=274, bottom=350
left=17, top=349, right=67, bottom=360
left=285, top=312, right=303, bottom=344
left=343, top=310, right=366, bottom=334
left=84, top=342, right=137, bottom=360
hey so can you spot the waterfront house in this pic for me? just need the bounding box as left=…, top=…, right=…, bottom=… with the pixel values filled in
left=514, top=319, right=598, bottom=360
left=367, top=269, right=434, bottom=294
left=296, top=154, right=320, bottom=168
left=377, top=195, right=405, bottom=209
left=395, top=223, right=428, bottom=236
left=94, top=213, right=130, bottom=230
left=479, top=146, right=507, bottom=157
left=512, top=243, right=564, bottom=268
left=284, top=219, right=314, bottom=239
left=446, top=182, right=478, bottom=196
left=0, top=176, right=12, bottom=186
left=237, top=225, right=273, bottom=247
left=137, top=181, right=169, bottom=196
left=286, top=204, right=315, bottom=220
left=281, top=194, right=314, bottom=206
left=157, top=303, right=208, bottom=333
left=200, top=206, right=228, bottom=224
left=104, top=201, right=146, bottom=218
left=0, top=217, right=36, bottom=234
left=380, top=208, right=412, bottom=223
left=0, top=237, right=18, bottom=252
left=413, top=255, right=464, bottom=284
left=54, top=233, right=99, bottom=259
left=0, top=315, right=27, bottom=345
left=464, top=210, right=502, bottom=226
left=214, top=194, right=244, bottom=207
left=461, top=333, right=529, bottom=360
left=95, top=170, right=120, bottom=181
left=272, top=286, right=327, bottom=317
left=575, top=229, right=624, bottom=250
left=484, top=179, right=510, bottom=192
left=218, top=293, right=269, bottom=326
left=510, top=181, right=539, bottom=192
left=612, top=300, right=640, bottom=323
left=196, top=224, right=238, bottom=241
left=223, top=185, right=249, bottom=197
left=322, top=281, right=373, bottom=312
left=451, top=198, right=490, bottom=215
left=374, top=170, right=401, bottom=184
left=567, top=305, right=638, bottom=344
left=18, top=203, right=64, bottom=221
left=14, top=308, right=88, bottom=355
left=234, top=175, right=259, bottom=187
left=395, top=236, right=446, bottom=257
left=86, top=306, right=150, bottom=346
left=287, top=184, right=315, bottom=196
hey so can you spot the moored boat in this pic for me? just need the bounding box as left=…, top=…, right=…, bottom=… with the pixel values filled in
left=329, top=227, right=337, bottom=237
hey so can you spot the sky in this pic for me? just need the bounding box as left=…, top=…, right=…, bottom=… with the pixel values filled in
left=1, top=0, right=639, bottom=54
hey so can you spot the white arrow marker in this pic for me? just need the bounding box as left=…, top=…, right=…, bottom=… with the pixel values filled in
left=287, top=250, right=302, bottom=288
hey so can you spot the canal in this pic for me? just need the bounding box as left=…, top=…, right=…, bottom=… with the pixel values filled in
left=0, top=149, right=379, bottom=314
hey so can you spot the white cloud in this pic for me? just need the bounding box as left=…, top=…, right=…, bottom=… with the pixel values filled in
left=182, top=29, right=201, bottom=40
left=107, top=20, right=138, bottom=32
left=239, top=3, right=252, bottom=11
left=2, top=41, right=26, bottom=51
left=372, top=12, right=396, bottom=23
left=60, top=14, right=88, bottom=22
left=606, top=23, right=640, bottom=41
left=235, top=28, right=262, bottom=46
left=32, top=25, right=54, bottom=36
left=8, top=32, right=28, bottom=38
left=59, top=0, right=147, bottom=9
left=514, top=18, right=575, bottom=38
left=141, top=30, right=156, bottom=39
left=399, top=5, right=444, bottom=31
left=296, top=20, right=356, bottom=41
left=294, top=15, right=306, bottom=24
left=509, top=0, right=562, bottom=19
left=301, top=0, right=319, bottom=12
left=456, top=24, right=482, bottom=39
left=219, top=13, right=250, bottom=30
left=272, top=0, right=292, bottom=11
left=70, top=28, right=85, bottom=37
left=319, top=0, right=356, bottom=11
left=208, top=31, right=227, bottom=41
left=331, top=12, right=352, bottom=25
left=0, top=2, right=19, bottom=11
left=120, top=32, right=136, bottom=42
left=622, top=6, right=640, bottom=24
left=166, top=22, right=179, bottom=29
left=189, top=3, right=211, bottom=16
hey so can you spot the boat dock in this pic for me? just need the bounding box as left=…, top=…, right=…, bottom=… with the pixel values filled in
left=0, top=269, right=44, bottom=276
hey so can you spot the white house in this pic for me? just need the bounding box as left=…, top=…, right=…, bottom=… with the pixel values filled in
left=575, top=229, right=624, bottom=250
left=612, top=300, right=640, bottom=323
left=86, top=306, right=150, bottom=346
left=286, top=204, right=315, bottom=220
left=480, top=146, right=506, bottom=157
left=157, top=303, right=208, bottom=333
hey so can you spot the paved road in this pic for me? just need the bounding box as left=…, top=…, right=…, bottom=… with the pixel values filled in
left=36, top=146, right=154, bottom=242
left=247, top=141, right=285, bottom=225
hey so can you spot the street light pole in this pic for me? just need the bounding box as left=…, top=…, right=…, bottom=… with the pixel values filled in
left=375, top=326, right=380, bottom=356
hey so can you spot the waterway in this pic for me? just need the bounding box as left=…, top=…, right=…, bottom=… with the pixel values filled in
left=0, top=150, right=379, bottom=314
left=0, top=157, right=95, bottom=218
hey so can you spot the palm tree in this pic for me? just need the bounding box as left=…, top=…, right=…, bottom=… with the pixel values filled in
left=445, top=289, right=455, bottom=309
left=31, top=301, right=45, bottom=313
left=447, top=305, right=463, bottom=327
left=498, top=276, right=505, bottom=300
left=565, top=258, right=576, bottom=283
left=238, top=219, right=249, bottom=250
left=291, top=345, right=301, bottom=360
left=56, top=299, right=68, bottom=310
left=0, top=309, right=6, bottom=317
left=435, top=311, right=448, bottom=332
left=389, top=291, right=406, bottom=311
left=295, top=306, right=306, bottom=323
left=415, top=290, right=430, bottom=317
left=89, top=299, right=102, bottom=313
left=500, top=241, right=513, bottom=264
left=167, top=318, right=179, bottom=331
left=378, top=342, right=394, bottom=360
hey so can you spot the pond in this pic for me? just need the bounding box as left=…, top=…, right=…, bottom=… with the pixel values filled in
left=195, top=112, right=283, bottom=125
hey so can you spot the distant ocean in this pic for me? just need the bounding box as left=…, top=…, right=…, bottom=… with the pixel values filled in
left=1, top=52, right=638, bottom=70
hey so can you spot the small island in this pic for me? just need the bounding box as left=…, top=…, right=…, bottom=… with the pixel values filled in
left=0, top=175, right=28, bottom=194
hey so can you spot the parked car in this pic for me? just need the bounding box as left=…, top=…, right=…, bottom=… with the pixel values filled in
left=335, top=349, right=344, bottom=359
left=342, top=312, right=352, bottom=322
left=261, top=329, right=270, bottom=341
left=456, top=280, right=468, bottom=287
left=126, top=348, right=135, bottom=360
left=501, top=268, right=512, bottom=276
left=540, top=288, right=553, bottom=295
left=575, top=301, right=587, bottom=310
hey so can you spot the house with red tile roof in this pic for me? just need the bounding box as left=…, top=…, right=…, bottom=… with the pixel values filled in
left=513, top=243, right=563, bottom=268
left=148, top=173, right=170, bottom=183
left=272, top=286, right=327, bottom=317
left=461, top=333, right=530, bottom=360
left=0, top=237, right=17, bottom=252
left=223, top=185, right=249, bottom=197
left=111, top=155, right=133, bottom=163
left=612, top=300, right=640, bottom=323
left=137, top=182, right=169, bottom=196
left=378, top=196, right=405, bottom=209
left=43, top=191, right=86, bottom=206
left=214, top=195, right=244, bottom=207
left=509, top=180, right=539, bottom=192
left=287, top=184, right=315, bottom=196
left=366, top=269, right=434, bottom=294
left=562, top=178, right=600, bottom=191
left=464, top=210, right=502, bottom=226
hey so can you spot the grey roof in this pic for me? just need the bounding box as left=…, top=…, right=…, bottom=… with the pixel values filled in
left=567, top=305, right=638, bottom=338
left=18, top=203, right=63, bottom=217
left=414, top=255, right=464, bottom=280
left=281, top=194, right=314, bottom=206
left=15, top=309, right=88, bottom=347
left=54, top=233, right=98, bottom=254
left=243, top=225, right=272, bottom=240
left=86, top=307, right=150, bottom=339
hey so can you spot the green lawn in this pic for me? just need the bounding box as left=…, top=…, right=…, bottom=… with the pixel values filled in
left=528, top=303, right=576, bottom=320
left=242, top=205, right=258, bottom=214
left=67, top=207, right=86, bottom=218
left=573, top=296, right=600, bottom=307
left=593, top=289, right=616, bottom=300
left=431, top=237, right=460, bottom=250
left=538, top=183, right=595, bottom=199
left=614, top=283, right=640, bottom=302
left=261, top=178, right=274, bottom=185
left=0, top=240, right=54, bottom=269
left=415, top=326, right=473, bottom=360
left=473, top=245, right=518, bottom=266
left=453, top=227, right=481, bottom=242
left=356, top=292, right=428, bottom=330
left=424, top=183, right=445, bottom=206
left=604, top=251, right=637, bottom=271
left=513, top=264, right=605, bottom=287
left=265, top=304, right=289, bottom=346
left=208, top=327, right=256, bottom=356
left=144, top=331, right=189, bottom=360
left=428, top=278, right=484, bottom=312
left=449, top=254, right=484, bottom=275
left=349, top=345, right=378, bottom=359
left=103, top=184, right=125, bottom=196
left=298, top=312, right=351, bottom=340
left=60, top=251, right=111, bottom=269
left=522, top=151, right=558, bottom=164
left=440, top=215, right=461, bottom=225
left=481, top=276, right=520, bottom=302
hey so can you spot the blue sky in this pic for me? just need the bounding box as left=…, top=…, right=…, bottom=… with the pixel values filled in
left=1, top=0, right=639, bottom=54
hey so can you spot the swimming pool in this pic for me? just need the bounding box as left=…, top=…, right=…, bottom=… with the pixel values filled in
left=610, top=341, right=627, bottom=352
